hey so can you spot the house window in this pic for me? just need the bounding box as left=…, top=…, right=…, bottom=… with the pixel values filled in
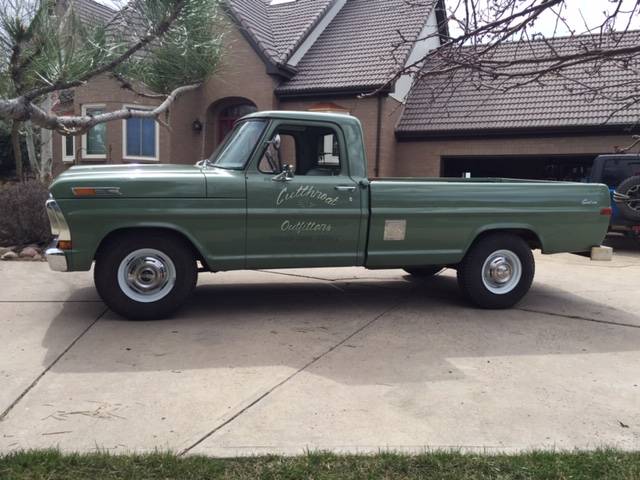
left=218, top=103, right=257, bottom=144
left=62, top=135, right=75, bottom=163
left=82, top=104, right=106, bottom=159
left=123, top=112, right=158, bottom=161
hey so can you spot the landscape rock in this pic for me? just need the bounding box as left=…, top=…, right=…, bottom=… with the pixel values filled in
left=0, top=247, right=13, bottom=256
left=19, top=247, right=40, bottom=258
left=32, top=254, right=43, bottom=261
left=1, top=251, right=18, bottom=260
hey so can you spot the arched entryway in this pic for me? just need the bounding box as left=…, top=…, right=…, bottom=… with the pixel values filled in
left=204, top=98, right=257, bottom=157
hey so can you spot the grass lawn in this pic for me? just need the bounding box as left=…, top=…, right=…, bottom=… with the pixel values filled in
left=1, top=449, right=639, bottom=480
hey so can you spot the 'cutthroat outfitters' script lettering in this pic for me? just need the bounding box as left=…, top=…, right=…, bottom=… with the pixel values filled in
left=281, top=220, right=333, bottom=234
left=276, top=186, right=339, bottom=207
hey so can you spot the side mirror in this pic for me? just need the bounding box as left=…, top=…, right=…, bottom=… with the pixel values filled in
left=266, top=134, right=281, bottom=150
left=272, top=164, right=294, bottom=182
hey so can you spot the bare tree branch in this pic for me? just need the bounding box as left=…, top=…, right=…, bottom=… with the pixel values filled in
left=1, top=82, right=200, bottom=135
left=616, top=135, right=640, bottom=153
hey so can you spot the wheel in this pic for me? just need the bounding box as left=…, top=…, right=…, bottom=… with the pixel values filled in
left=457, top=233, right=534, bottom=309
left=403, top=266, right=444, bottom=277
left=614, top=176, right=640, bottom=221
left=94, top=232, right=197, bottom=320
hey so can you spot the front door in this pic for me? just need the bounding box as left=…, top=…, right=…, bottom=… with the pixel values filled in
left=245, top=121, right=363, bottom=269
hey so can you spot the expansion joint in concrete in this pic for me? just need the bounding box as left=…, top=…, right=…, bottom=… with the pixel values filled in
left=516, top=307, right=640, bottom=329
left=178, top=297, right=409, bottom=456
left=0, top=307, right=108, bottom=422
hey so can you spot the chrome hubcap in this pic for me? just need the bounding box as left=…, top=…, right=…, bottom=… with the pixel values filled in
left=482, top=250, right=522, bottom=295
left=117, top=249, right=176, bottom=303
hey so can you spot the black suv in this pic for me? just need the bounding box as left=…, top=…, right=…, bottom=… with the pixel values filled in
left=590, top=155, right=640, bottom=241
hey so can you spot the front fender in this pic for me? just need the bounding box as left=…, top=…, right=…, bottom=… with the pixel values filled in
left=57, top=197, right=246, bottom=271
left=66, top=222, right=211, bottom=272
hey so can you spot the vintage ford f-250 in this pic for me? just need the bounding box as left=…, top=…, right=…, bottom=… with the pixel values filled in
left=45, top=111, right=612, bottom=320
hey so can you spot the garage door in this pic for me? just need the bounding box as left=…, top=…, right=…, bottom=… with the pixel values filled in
left=442, top=154, right=600, bottom=181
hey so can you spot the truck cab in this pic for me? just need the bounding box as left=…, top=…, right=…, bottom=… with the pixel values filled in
left=221, top=112, right=369, bottom=269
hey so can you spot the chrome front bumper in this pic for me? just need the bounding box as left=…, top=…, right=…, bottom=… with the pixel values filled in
left=45, top=246, right=68, bottom=272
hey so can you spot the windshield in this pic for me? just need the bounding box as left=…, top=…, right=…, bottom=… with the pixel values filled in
left=207, top=119, right=266, bottom=169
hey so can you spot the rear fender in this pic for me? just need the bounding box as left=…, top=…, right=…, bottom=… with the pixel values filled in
left=463, top=224, right=544, bottom=257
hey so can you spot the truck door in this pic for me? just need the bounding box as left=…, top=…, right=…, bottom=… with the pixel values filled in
left=245, top=121, right=363, bottom=269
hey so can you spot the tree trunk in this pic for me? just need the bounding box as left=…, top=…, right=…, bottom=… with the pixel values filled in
left=39, top=97, right=54, bottom=181
left=11, top=121, right=23, bottom=181
left=25, top=121, right=39, bottom=180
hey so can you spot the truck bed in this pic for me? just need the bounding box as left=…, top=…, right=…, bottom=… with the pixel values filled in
left=365, top=177, right=611, bottom=268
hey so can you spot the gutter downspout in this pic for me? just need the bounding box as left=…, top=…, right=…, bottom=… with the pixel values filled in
left=374, top=94, right=383, bottom=177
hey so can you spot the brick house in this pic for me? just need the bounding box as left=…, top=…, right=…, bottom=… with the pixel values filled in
left=50, top=1, right=640, bottom=181
left=51, top=0, right=448, bottom=177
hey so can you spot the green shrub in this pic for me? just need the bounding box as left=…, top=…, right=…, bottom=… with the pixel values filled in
left=0, top=180, right=52, bottom=246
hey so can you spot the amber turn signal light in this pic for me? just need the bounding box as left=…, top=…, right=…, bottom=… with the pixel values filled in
left=57, top=240, right=73, bottom=250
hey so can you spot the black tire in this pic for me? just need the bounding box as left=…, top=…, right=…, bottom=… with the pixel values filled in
left=404, top=266, right=445, bottom=277
left=94, top=232, right=197, bottom=320
left=457, top=233, right=535, bottom=309
left=615, top=176, right=640, bottom=221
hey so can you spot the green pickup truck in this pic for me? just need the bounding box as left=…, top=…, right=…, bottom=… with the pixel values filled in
left=46, top=111, right=612, bottom=320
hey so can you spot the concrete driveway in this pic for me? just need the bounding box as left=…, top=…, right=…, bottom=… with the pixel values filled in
left=1, top=238, right=639, bottom=456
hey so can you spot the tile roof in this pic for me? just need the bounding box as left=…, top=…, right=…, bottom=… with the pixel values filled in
left=67, top=0, right=116, bottom=26
left=276, top=0, right=437, bottom=95
left=397, top=30, right=640, bottom=136
left=227, top=0, right=335, bottom=65
left=64, top=0, right=439, bottom=97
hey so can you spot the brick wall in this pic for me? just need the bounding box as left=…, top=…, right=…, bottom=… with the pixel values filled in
left=168, top=25, right=279, bottom=163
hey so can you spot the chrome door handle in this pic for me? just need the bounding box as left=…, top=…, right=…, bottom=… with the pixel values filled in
left=335, top=185, right=357, bottom=192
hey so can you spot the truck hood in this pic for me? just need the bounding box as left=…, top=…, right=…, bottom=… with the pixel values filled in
left=50, top=164, right=207, bottom=199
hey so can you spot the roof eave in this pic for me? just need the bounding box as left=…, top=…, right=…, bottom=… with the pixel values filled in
left=274, top=63, right=298, bottom=78
left=276, top=84, right=393, bottom=99
left=396, top=123, right=640, bottom=140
